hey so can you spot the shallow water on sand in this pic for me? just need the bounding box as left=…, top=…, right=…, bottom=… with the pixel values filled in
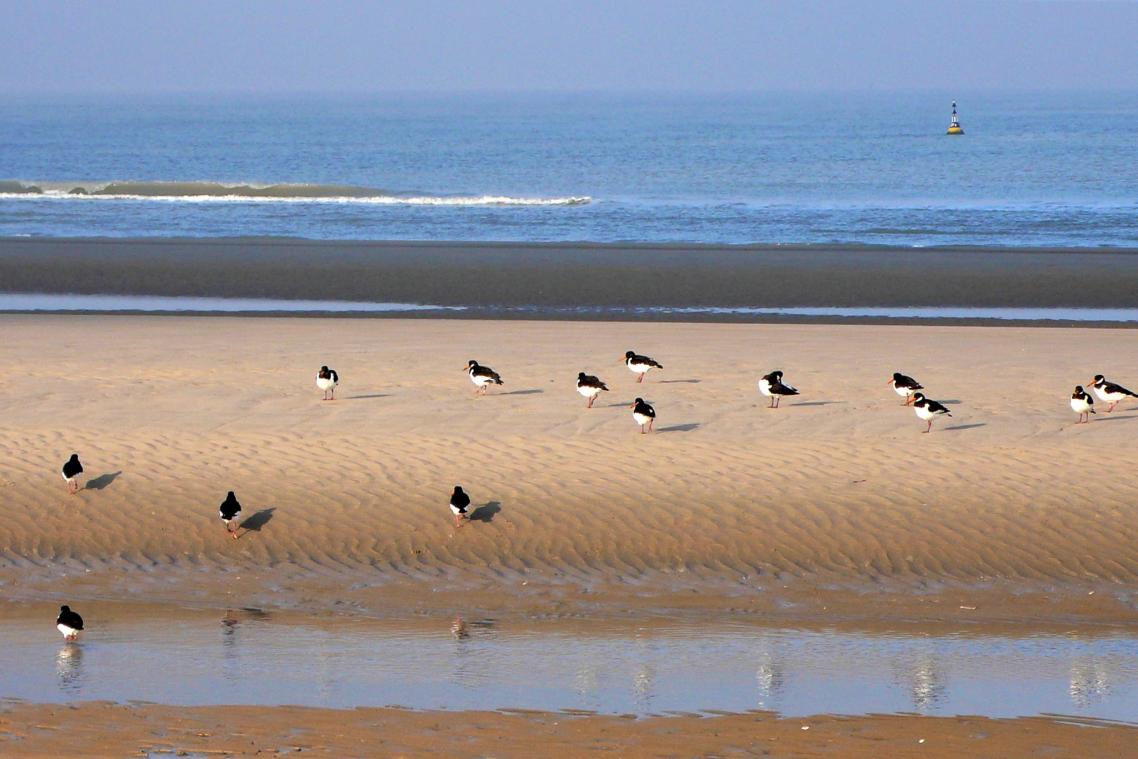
left=2, top=605, right=1137, bottom=720
left=3, top=293, right=1138, bottom=323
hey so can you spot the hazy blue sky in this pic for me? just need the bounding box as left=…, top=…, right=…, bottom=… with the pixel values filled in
left=2, top=0, right=1135, bottom=94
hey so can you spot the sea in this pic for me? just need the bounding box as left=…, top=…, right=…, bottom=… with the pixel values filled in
left=2, top=91, right=1137, bottom=247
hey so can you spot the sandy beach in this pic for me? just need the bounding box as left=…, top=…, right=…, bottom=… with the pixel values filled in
left=3, top=315, right=1138, bottom=618
left=3, top=314, right=1138, bottom=755
left=4, top=238, right=1138, bottom=316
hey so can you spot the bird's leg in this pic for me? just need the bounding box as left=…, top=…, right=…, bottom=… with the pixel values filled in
left=649, top=418, right=654, bottom=433
left=587, top=396, right=594, bottom=408
left=925, top=420, right=933, bottom=433
left=775, top=397, right=781, bottom=408
left=1108, top=402, right=1117, bottom=412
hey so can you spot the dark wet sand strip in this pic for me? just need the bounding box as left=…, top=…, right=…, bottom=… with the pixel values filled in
left=2, top=700, right=1135, bottom=758
left=3, top=238, right=1138, bottom=315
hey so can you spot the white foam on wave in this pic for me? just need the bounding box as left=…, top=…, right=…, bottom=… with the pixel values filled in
left=0, top=191, right=591, bottom=207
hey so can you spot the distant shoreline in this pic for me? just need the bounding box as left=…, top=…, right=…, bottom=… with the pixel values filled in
left=3, top=237, right=1138, bottom=324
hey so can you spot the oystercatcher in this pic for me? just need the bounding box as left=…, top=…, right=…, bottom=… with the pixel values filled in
left=465, top=360, right=503, bottom=395
left=316, top=366, right=339, bottom=401
left=759, top=370, right=799, bottom=408
left=624, top=351, right=663, bottom=383
left=61, top=454, right=83, bottom=495
left=576, top=372, right=610, bottom=408
left=912, top=393, right=952, bottom=433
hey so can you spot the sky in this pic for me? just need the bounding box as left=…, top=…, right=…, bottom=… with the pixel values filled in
left=1, top=0, right=1136, bottom=94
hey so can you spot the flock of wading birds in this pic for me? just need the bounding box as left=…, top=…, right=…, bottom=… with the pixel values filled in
left=49, top=351, right=1138, bottom=642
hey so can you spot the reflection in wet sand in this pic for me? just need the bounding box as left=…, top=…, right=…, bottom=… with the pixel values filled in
left=1, top=608, right=1135, bottom=719
left=1070, top=656, right=1112, bottom=708
left=55, top=644, right=84, bottom=694
left=754, top=643, right=784, bottom=711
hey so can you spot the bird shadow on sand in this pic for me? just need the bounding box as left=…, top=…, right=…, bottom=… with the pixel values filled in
left=1097, top=414, right=1138, bottom=422
left=943, top=423, right=986, bottom=432
left=790, top=401, right=842, bottom=407
left=658, top=423, right=700, bottom=433
left=938, top=399, right=963, bottom=405
left=658, top=379, right=701, bottom=384
left=470, top=501, right=501, bottom=523
left=239, top=508, right=276, bottom=534
left=344, top=393, right=389, bottom=400
left=498, top=389, right=544, bottom=396
left=84, top=471, right=122, bottom=491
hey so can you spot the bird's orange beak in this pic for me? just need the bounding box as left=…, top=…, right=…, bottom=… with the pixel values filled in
left=886, top=378, right=893, bottom=385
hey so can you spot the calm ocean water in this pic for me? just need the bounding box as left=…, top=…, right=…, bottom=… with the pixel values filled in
left=1, top=92, right=1136, bottom=247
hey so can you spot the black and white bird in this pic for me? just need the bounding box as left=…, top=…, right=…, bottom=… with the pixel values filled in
left=630, top=397, right=656, bottom=434
left=56, top=605, right=84, bottom=641
left=61, top=454, right=83, bottom=495
left=912, top=392, right=952, bottom=433
left=758, top=370, right=799, bottom=408
left=465, top=360, right=503, bottom=395
left=316, top=365, right=339, bottom=401
left=888, top=372, right=924, bottom=406
left=576, top=372, right=610, bottom=408
left=450, top=485, right=471, bottom=527
left=1071, top=385, right=1096, bottom=424
left=219, top=491, right=242, bottom=539
left=1089, top=374, right=1138, bottom=413
left=624, top=351, right=663, bottom=383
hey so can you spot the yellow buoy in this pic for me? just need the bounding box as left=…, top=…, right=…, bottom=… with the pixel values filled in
left=946, top=101, right=964, bottom=135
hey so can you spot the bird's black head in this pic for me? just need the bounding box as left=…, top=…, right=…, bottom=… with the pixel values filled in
left=892, top=372, right=904, bottom=381
left=1075, top=385, right=1085, bottom=393
left=320, top=365, right=329, bottom=371
left=68, top=453, right=79, bottom=462
left=453, top=485, right=465, bottom=494
left=60, top=605, right=70, bottom=612
left=1093, top=374, right=1105, bottom=383
left=633, top=397, right=644, bottom=404
left=226, top=490, right=235, bottom=499
left=912, top=392, right=925, bottom=401
left=625, top=351, right=635, bottom=359
left=770, top=370, right=783, bottom=379
left=577, top=372, right=587, bottom=379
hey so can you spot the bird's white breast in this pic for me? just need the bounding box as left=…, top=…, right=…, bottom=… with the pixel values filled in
left=578, top=384, right=600, bottom=397
left=758, top=378, right=772, bottom=396
left=316, top=377, right=337, bottom=390
left=632, top=412, right=652, bottom=425
left=1071, top=397, right=1091, bottom=413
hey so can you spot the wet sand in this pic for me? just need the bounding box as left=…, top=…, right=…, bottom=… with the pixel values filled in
left=4, top=237, right=1138, bottom=313
left=3, top=700, right=1136, bottom=758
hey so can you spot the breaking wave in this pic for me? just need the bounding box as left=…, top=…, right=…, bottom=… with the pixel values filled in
left=0, top=180, right=591, bottom=206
